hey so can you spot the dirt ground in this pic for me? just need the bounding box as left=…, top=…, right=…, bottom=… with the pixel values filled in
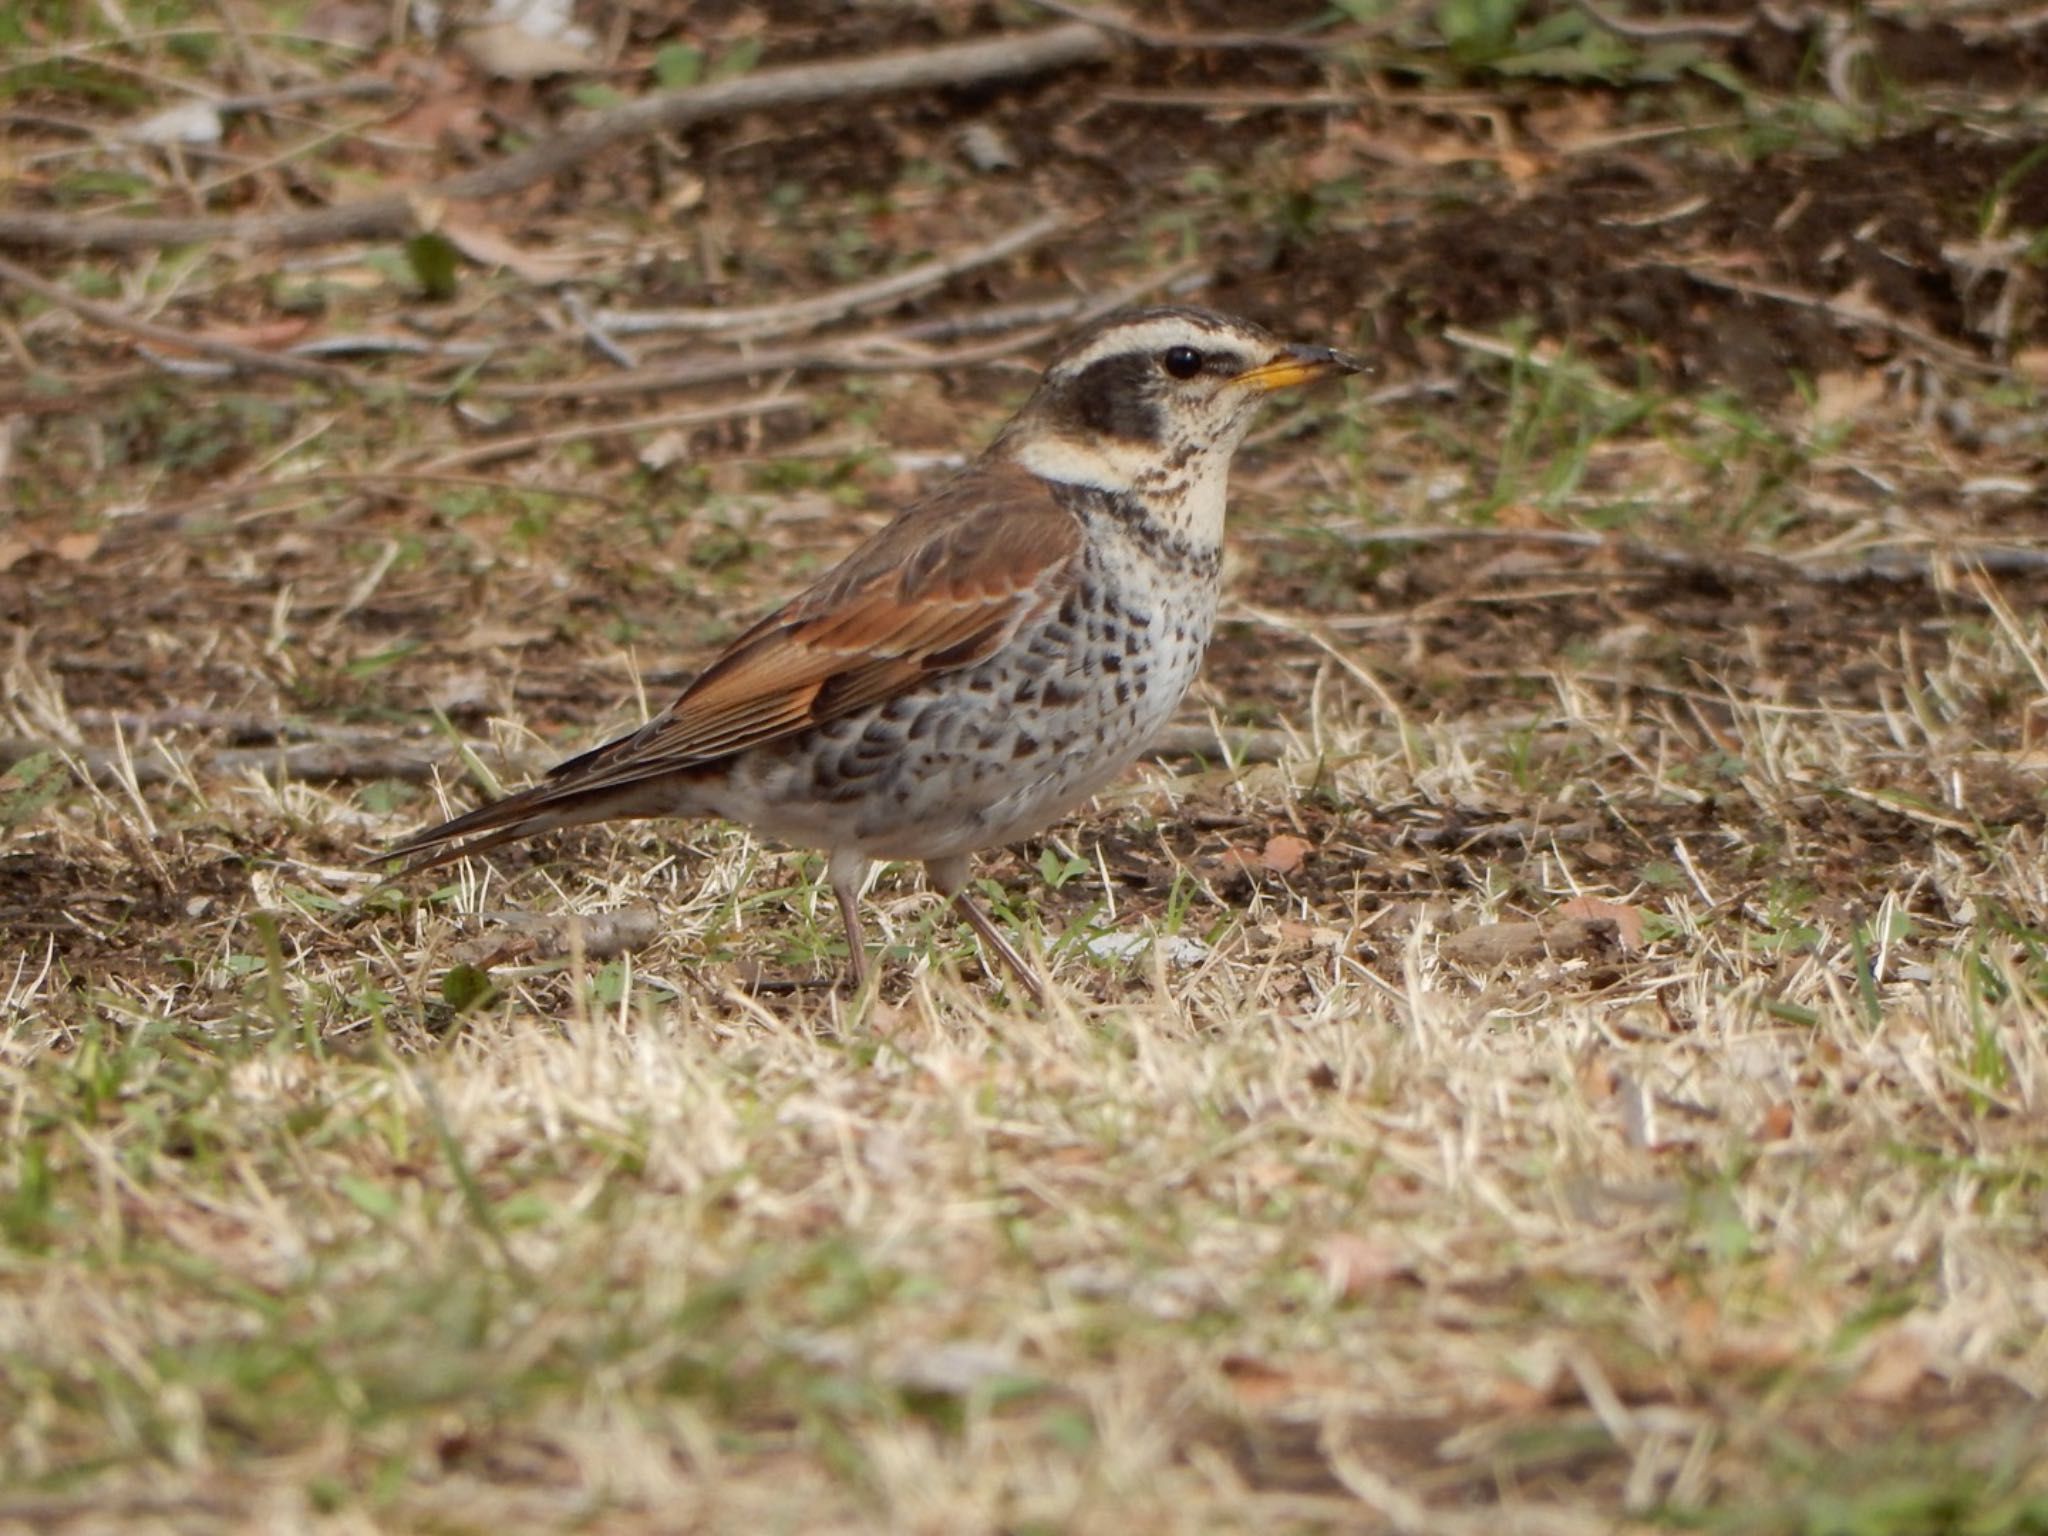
left=3, top=2, right=2047, bottom=1532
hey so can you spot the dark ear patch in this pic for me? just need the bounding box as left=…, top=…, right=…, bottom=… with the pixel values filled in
left=1064, top=354, right=1161, bottom=443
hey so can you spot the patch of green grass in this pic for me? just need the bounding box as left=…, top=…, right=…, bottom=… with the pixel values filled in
left=1680, top=1432, right=2048, bottom=1536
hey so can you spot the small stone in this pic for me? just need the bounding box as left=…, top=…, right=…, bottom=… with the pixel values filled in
left=958, top=123, right=1021, bottom=172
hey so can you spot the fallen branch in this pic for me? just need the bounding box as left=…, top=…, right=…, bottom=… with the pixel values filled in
left=1810, top=545, right=2048, bottom=582
left=120, top=469, right=630, bottom=529
left=418, top=390, right=812, bottom=471
left=883, top=292, right=1137, bottom=342
left=1097, top=88, right=1363, bottom=110
left=285, top=333, right=494, bottom=361
left=473, top=329, right=1044, bottom=401
left=476, top=261, right=1203, bottom=401
left=0, top=23, right=1113, bottom=253
left=1, top=735, right=505, bottom=789
left=1643, top=259, right=2006, bottom=376
left=1577, top=0, right=1755, bottom=41
left=1029, top=0, right=1376, bottom=51
left=1147, top=723, right=1295, bottom=764
left=211, top=75, right=397, bottom=116
left=1399, top=815, right=1602, bottom=851
left=66, top=711, right=390, bottom=746
left=1335, top=523, right=2048, bottom=585
left=593, top=210, right=1075, bottom=340
left=0, top=252, right=367, bottom=387
left=562, top=290, right=637, bottom=369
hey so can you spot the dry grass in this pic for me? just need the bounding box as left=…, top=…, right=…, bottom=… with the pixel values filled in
left=7, top=407, right=2047, bottom=1527
left=7, top=3, right=2048, bottom=1531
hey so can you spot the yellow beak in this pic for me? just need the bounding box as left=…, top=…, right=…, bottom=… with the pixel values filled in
left=1232, top=343, right=1365, bottom=393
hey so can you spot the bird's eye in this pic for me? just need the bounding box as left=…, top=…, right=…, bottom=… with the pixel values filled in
left=1162, top=345, right=1204, bottom=379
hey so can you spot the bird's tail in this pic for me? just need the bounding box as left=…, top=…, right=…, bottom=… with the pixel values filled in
left=377, top=776, right=676, bottom=874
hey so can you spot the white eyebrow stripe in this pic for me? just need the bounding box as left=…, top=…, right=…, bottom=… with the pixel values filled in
left=1048, top=317, right=1249, bottom=377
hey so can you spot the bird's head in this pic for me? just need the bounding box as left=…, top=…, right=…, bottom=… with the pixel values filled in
left=995, top=306, right=1362, bottom=538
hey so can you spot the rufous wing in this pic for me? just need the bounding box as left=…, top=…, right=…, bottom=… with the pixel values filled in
left=542, top=460, right=1084, bottom=795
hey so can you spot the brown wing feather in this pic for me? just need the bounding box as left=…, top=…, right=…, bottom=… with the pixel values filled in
left=384, top=462, right=1080, bottom=867
left=535, top=460, right=1081, bottom=796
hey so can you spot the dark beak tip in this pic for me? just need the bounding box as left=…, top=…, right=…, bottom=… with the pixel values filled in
left=1289, top=343, right=1370, bottom=377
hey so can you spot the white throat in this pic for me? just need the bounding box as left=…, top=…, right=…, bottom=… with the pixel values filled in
left=1009, top=432, right=1235, bottom=548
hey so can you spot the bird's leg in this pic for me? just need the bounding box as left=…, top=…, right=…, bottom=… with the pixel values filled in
left=924, top=856, right=1046, bottom=1007
left=827, top=847, right=872, bottom=992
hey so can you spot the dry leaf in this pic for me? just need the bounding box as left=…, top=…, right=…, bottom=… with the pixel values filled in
left=1219, top=1354, right=1296, bottom=1408
left=1676, top=1295, right=1720, bottom=1366
left=1493, top=500, right=1559, bottom=530
left=1555, top=896, right=1645, bottom=952
left=1810, top=368, right=1887, bottom=427
left=193, top=318, right=319, bottom=352
left=1315, top=1233, right=1406, bottom=1301
left=661, top=173, right=706, bottom=216
left=458, top=20, right=593, bottom=79
left=0, top=530, right=101, bottom=570
left=304, top=0, right=388, bottom=48
left=383, top=85, right=492, bottom=151
left=1525, top=92, right=1618, bottom=151
left=2023, top=698, right=2048, bottom=750
left=637, top=427, right=692, bottom=471
left=1617, top=1071, right=1657, bottom=1149
left=1577, top=1053, right=1618, bottom=1101
left=1485, top=1375, right=1553, bottom=1413
left=958, top=123, right=1020, bottom=173
left=1850, top=1326, right=1930, bottom=1403
left=479, top=908, right=663, bottom=962
left=129, top=101, right=224, bottom=145
left=1297, top=140, right=1359, bottom=185
left=1259, top=833, right=1312, bottom=875
left=438, top=214, right=576, bottom=284
left=1275, top=917, right=1341, bottom=948
left=452, top=622, right=553, bottom=652
left=1439, top=916, right=1621, bottom=969
left=886, top=1340, right=1015, bottom=1398
left=52, top=532, right=100, bottom=564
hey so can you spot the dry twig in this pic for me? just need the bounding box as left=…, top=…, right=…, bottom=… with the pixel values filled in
left=1578, top=0, right=1756, bottom=41
left=116, top=470, right=629, bottom=528
left=474, top=262, right=1205, bottom=402
left=1645, top=259, right=2006, bottom=376
left=1335, top=523, right=2048, bottom=586
left=1029, top=0, right=1387, bottom=51
left=1096, top=88, right=1363, bottom=110
left=0, top=252, right=366, bottom=387
left=0, top=735, right=495, bottom=789
left=593, top=211, right=1076, bottom=341
left=210, top=75, right=397, bottom=116
left=0, top=24, right=1114, bottom=253
left=419, top=392, right=812, bottom=471
left=451, top=908, right=666, bottom=964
